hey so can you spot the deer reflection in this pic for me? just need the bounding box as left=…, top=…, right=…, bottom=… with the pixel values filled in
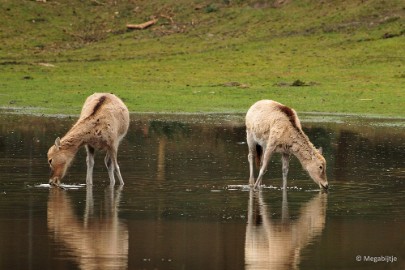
left=245, top=190, right=327, bottom=270
left=157, top=137, right=167, bottom=181
left=47, top=186, right=128, bottom=270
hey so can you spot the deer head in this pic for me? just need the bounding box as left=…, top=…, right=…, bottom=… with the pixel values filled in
left=306, top=147, right=328, bottom=191
left=47, top=137, right=74, bottom=186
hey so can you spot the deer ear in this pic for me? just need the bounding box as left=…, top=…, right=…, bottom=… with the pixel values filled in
left=318, top=147, right=323, bottom=155
left=55, top=137, right=61, bottom=150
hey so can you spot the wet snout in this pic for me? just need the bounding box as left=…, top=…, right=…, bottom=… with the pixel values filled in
left=49, top=169, right=62, bottom=186
left=49, top=177, right=61, bottom=186
left=49, top=163, right=66, bottom=186
left=320, top=181, right=329, bottom=192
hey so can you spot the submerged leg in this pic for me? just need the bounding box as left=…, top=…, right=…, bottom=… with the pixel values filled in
left=246, top=131, right=256, bottom=186
left=112, top=155, right=124, bottom=186
left=254, top=144, right=275, bottom=189
left=112, top=143, right=124, bottom=185
left=85, top=145, right=95, bottom=185
left=281, top=153, right=290, bottom=189
left=105, top=152, right=116, bottom=186
left=105, top=147, right=124, bottom=186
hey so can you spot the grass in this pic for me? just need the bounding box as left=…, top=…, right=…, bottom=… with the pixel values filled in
left=0, top=0, right=404, bottom=116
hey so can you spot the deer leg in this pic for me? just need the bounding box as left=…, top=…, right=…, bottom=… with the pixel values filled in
left=105, top=152, right=116, bottom=186
left=246, top=131, right=256, bottom=186
left=105, top=148, right=124, bottom=186
left=112, top=143, right=124, bottom=185
left=112, top=156, right=124, bottom=186
left=254, top=144, right=275, bottom=189
left=281, top=153, right=290, bottom=189
left=85, top=145, right=95, bottom=185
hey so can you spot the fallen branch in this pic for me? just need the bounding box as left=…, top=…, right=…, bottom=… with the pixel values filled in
left=127, top=18, right=158, bottom=30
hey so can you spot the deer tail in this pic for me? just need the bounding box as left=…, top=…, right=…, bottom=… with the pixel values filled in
left=255, top=144, right=263, bottom=168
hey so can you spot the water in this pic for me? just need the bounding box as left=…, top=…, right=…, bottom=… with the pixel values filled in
left=0, top=113, right=404, bottom=270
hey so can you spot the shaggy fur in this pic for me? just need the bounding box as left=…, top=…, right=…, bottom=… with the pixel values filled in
left=246, top=100, right=328, bottom=189
left=47, top=93, right=129, bottom=186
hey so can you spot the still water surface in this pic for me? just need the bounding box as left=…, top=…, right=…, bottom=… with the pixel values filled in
left=0, top=113, right=404, bottom=270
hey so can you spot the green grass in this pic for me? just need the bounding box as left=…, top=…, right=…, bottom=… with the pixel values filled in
left=0, top=0, right=404, bottom=116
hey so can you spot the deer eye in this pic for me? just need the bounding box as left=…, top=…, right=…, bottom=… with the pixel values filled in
left=319, top=165, right=323, bottom=170
left=48, top=159, right=53, bottom=165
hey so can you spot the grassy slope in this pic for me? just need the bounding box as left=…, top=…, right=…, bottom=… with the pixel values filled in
left=0, top=0, right=404, bottom=116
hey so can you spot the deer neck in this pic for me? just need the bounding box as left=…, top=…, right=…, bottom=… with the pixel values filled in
left=60, top=120, right=89, bottom=153
left=290, top=131, right=317, bottom=166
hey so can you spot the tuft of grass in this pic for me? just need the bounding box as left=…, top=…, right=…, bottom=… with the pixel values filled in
left=0, top=0, right=404, bottom=116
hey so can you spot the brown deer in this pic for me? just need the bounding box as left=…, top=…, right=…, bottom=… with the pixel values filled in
left=246, top=100, right=328, bottom=190
left=47, top=93, right=129, bottom=186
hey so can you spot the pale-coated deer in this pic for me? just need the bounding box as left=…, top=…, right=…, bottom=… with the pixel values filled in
left=47, top=93, right=129, bottom=186
left=246, top=100, right=328, bottom=190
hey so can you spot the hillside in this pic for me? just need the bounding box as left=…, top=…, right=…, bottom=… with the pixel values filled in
left=0, top=0, right=404, bottom=116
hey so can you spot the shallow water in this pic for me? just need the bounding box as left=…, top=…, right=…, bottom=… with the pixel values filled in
left=0, top=113, right=404, bottom=270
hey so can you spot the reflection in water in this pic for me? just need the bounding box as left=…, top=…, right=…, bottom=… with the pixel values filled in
left=47, top=186, right=128, bottom=269
left=0, top=113, right=404, bottom=269
left=245, top=191, right=327, bottom=269
left=157, top=137, right=167, bottom=181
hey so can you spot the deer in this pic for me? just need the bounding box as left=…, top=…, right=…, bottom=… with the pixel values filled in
left=246, top=99, right=328, bottom=190
left=47, top=93, right=130, bottom=186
